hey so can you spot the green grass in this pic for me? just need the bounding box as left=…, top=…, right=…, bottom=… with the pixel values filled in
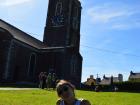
left=0, top=89, right=139, bottom=105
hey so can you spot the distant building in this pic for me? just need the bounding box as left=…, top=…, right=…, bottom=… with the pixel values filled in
left=96, top=77, right=101, bottom=85
left=84, top=75, right=96, bottom=86
left=100, top=74, right=123, bottom=85
left=129, top=71, right=140, bottom=82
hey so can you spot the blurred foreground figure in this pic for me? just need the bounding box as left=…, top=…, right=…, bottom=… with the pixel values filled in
left=56, top=80, right=91, bottom=105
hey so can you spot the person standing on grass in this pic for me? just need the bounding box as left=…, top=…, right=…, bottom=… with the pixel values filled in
left=56, top=80, right=91, bottom=105
left=39, top=72, right=44, bottom=89
left=46, top=73, right=52, bottom=90
left=42, top=72, right=47, bottom=89
left=39, top=72, right=47, bottom=89
left=52, top=73, right=57, bottom=90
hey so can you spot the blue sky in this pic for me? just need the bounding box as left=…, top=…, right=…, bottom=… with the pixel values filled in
left=0, top=0, right=140, bottom=82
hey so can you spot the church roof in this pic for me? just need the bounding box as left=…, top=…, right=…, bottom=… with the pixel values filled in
left=0, top=19, right=47, bottom=49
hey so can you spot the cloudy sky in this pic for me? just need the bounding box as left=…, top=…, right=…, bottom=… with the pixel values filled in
left=0, top=0, right=140, bottom=81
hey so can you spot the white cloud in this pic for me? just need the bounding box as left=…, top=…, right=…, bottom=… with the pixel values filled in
left=111, top=24, right=130, bottom=30
left=0, top=0, right=36, bottom=20
left=0, top=0, right=33, bottom=6
left=88, top=8, right=125, bottom=23
left=111, top=21, right=140, bottom=30
left=87, top=3, right=140, bottom=30
left=87, top=4, right=136, bottom=24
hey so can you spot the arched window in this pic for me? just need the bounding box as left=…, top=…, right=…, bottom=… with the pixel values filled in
left=74, top=7, right=78, bottom=17
left=55, top=2, right=63, bottom=16
left=71, top=55, right=77, bottom=75
left=72, top=7, right=79, bottom=30
left=28, top=53, right=36, bottom=78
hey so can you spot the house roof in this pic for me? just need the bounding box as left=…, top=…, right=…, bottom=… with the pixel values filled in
left=100, top=78, right=111, bottom=85
left=0, top=19, right=47, bottom=49
left=84, top=78, right=96, bottom=86
left=100, top=77, right=120, bottom=85
left=129, top=73, right=140, bottom=79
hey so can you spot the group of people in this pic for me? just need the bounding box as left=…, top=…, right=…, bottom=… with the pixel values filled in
left=39, top=72, right=57, bottom=89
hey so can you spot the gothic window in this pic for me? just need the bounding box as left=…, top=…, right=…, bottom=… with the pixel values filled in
left=51, top=1, right=64, bottom=27
left=71, top=55, right=77, bottom=75
left=74, top=7, right=78, bottom=17
left=72, top=7, right=79, bottom=30
left=71, top=35, right=75, bottom=46
left=28, top=53, right=36, bottom=77
left=55, top=2, right=63, bottom=16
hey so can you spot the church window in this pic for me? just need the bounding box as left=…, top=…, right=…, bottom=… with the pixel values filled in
left=71, top=55, right=77, bottom=75
left=72, top=7, right=79, bottom=30
left=55, top=2, right=63, bottom=16
left=74, top=7, right=78, bottom=17
left=28, top=53, right=36, bottom=77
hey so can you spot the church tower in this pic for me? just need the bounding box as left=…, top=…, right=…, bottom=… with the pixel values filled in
left=43, top=0, right=82, bottom=47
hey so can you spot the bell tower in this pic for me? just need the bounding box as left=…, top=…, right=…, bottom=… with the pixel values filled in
left=43, top=0, right=82, bottom=47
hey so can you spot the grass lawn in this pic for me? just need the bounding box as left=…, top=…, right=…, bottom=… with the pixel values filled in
left=0, top=89, right=139, bottom=105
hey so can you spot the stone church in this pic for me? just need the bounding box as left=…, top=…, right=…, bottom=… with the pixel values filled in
left=0, top=0, right=82, bottom=87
